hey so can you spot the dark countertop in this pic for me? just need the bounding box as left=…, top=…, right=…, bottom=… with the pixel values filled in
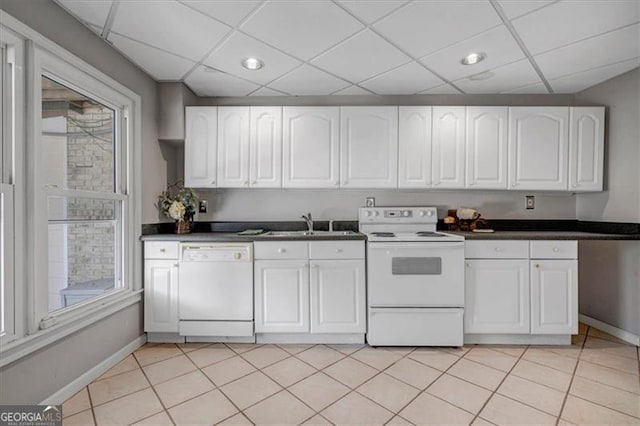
left=450, top=231, right=640, bottom=240
left=140, top=232, right=366, bottom=242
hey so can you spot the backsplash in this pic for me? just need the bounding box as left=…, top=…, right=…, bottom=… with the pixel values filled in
left=192, top=189, right=577, bottom=222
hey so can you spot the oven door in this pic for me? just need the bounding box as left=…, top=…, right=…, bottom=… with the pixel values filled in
left=367, top=242, right=464, bottom=307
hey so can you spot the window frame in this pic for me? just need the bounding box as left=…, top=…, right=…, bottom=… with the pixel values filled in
left=0, top=11, right=142, bottom=364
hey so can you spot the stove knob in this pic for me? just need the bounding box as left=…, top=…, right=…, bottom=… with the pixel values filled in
left=365, top=211, right=372, bottom=217
left=427, top=210, right=434, bottom=217
left=373, top=211, right=380, bottom=216
left=403, top=210, right=410, bottom=217
left=418, top=211, right=425, bottom=217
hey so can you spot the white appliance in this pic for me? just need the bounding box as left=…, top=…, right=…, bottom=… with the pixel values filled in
left=359, top=207, right=465, bottom=346
left=178, top=243, right=254, bottom=338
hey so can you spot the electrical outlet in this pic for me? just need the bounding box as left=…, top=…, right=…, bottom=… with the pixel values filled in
left=198, top=200, right=208, bottom=213
left=525, top=195, right=535, bottom=210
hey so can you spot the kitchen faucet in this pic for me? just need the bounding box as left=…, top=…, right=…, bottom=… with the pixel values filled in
left=301, top=212, right=313, bottom=232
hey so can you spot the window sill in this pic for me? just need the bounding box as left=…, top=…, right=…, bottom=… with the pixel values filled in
left=0, top=289, right=143, bottom=368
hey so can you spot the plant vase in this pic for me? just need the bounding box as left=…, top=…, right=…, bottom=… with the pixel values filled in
left=175, top=220, right=190, bottom=234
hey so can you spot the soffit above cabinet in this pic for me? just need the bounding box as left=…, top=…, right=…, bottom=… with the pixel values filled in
left=55, top=0, right=639, bottom=96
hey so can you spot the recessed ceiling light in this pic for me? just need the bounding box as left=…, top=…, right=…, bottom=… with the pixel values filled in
left=468, top=70, right=495, bottom=81
left=461, top=52, right=486, bottom=65
left=242, top=57, right=264, bottom=70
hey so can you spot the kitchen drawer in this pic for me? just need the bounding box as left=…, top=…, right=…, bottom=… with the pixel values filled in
left=530, top=241, right=577, bottom=259
left=254, top=241, right=309, bottom=259
left=309, top=241, right=364, bottom=259
left=145, top=241, right=179, bottom=259
left=465, top=241, right=529, bottom=259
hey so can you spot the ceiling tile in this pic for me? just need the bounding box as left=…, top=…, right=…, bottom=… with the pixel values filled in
left=421, top=25, right=525, bottom=82
left=454, top=59, right=541, bottom=93
left=374, top=1, right=502, bottom=58
left=549, top=57, right=640, bottom=93
left=240, top=1, right=364, bottom=61
left=111, top=0, right=231, bottom=62
left=501, top=82, right=549, bottom=94
left=332, top=85, right=373, bottom=95
left=336, top=0, right=410, bottom=24
left=204, top=32, right=301, bottom=85
left=250, top=87, right=289, bottom=96
left=418, top=84, right=463, bottom=95
left=56, top=0, right=112, bottom=27
left=180, top=0, right=260, bottom=26
left=535, top=24, right=640, bottom=80
left=185, top=66, right=260, bottom=96
left=496, top=0, right=555, bottom=20
left=360, top=62, right=443, bottom=95
left=512, top=0, right=640, bottom=55
left=269, top=65, right=350, bottom=96
left=312, top=29, right=411, bottom=83
left=108, top=33, right=196, bottom=81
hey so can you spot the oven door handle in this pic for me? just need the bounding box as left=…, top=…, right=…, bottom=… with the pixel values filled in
left=368, top=242, right=464, bottom=250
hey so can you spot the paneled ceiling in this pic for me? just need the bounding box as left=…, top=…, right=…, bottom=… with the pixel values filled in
left=56, top=0, right=640, bottom=97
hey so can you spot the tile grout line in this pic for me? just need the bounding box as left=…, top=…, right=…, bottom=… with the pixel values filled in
left=469, top=343, right=531, bottom=424
left=555, top=327, right=590, bottom=425
left=84, top=386, right=98, bottom=426
left=131, top=344, right=177, bottom=426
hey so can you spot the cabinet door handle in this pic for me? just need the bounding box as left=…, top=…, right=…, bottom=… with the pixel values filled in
left=552, top=247, right=560, bottom=252
left=335, top=249, right=343, bottom=253
left=277, top=248, right=286, bottom=253
left=211, top=180, right=216, bottom=185
left=511, top=182, right=517, bottom=187
left=535, top=263, right=540, bottom=268
left=466, top=263, right=470, bottom=267
left=173, top=263, right=179, bottom=267
left=244, top=180, right=249, bottom=186
left=494, top=247, right=503, bottom=252
left=252, top=180, right=257, bottom=185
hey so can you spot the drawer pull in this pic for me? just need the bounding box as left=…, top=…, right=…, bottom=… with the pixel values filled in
left=335, top=249, right=343, bottom=253
left=494, top=247, right=503, bottom=252
left=553, top=247, right=560, bottom=252
left=278, top=248, right=286, bottom=253
left=173, top=263, right=179, bottom=267
left=160, top=248, right=166, bottom=253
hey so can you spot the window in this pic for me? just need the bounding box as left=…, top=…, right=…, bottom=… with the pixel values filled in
left=33, top=48, right=136, bottom=328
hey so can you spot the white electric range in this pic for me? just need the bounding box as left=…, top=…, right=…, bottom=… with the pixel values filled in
left=359, top=207, right=465, bottom=347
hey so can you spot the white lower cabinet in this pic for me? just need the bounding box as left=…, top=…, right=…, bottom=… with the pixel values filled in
left=254, top=260, right=309, bottom=333
left=531, top=259, right=578, bottom=335
left=464, top=240, right=578, bottom=341
left=254, top=240, right=365, bottom=339
left=465, top=260, right=530, bottom=334
left=144, top=242, right=179, bottom=333
left=310, top=260, right=365, bottom=333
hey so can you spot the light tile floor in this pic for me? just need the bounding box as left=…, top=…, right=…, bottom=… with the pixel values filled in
left=63, top=324, right=640, bottom=425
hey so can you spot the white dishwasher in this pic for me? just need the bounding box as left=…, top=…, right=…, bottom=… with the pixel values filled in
left=178, top=243, right=254, bottom=338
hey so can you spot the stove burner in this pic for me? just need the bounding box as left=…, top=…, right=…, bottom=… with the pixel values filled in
left=372, top=232, right=395, bottom=237
left=416, top=232, right=445, bottom=237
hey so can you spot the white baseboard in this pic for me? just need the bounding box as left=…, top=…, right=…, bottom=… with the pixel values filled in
left=40, top=335, right=147, bottom=405
left=464, top=334, right=571, bottom=345
left=579, top=314, right=640, bottom=346
left=256, top=333, right=365, bottom=344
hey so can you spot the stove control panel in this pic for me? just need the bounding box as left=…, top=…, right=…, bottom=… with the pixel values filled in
left=359, top=207, right=438, bottom=223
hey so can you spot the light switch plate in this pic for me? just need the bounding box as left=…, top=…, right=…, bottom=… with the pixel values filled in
left=525, top=195, right=535, bottom=210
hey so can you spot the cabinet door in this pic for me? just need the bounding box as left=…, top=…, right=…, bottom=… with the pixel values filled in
left=432, top=107, right=465, bottom=188
left=283, top=107, right=340, bottom=188
left=531, top=260, right=578, bottom=335
left=466, top=107, right=508, bottom=189
left=217, top=107, right=250, bottom=188
left=340, top=106, right=398, bottom=188
left=144, top=260, right=179, bottom=333
left=250, top=106, right=282, bottom=188
left=310, top=260, right=365, bottom=334
left=569, top=107, right=604, bottom=192
left=398, top=106, right=432, bottom=188
left=465, top=260, right=530, bottom=334
left=185, top=107, right=217, bottom=188
left=508, top=107, right=569, bottom=190
left=254, top=260, right=309, bottom=333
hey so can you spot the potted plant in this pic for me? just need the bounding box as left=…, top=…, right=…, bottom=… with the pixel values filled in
left=157, top=181, right=198, bottom=234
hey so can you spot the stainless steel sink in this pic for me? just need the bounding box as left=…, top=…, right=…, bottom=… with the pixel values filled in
left=263, top=230, right=355, bottom=237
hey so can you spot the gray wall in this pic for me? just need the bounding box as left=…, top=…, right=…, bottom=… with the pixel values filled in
left=575, top=68, right=640, bottom=223
left=0, top=0, right=154, bottom=403
left=192, top=93, right=580, bottom=221
left=573, top=68, right=640, bottom=337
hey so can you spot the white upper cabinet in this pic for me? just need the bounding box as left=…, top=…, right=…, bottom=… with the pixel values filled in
left=432, top=107, right=465, bottom=188
left=508, top=107, right=569, bottom=190
left=185, top=107, right=217, bottom=188
left=217, top=107, right=250, bottom=188
left=466, top=107, right=508, bottom=189
left=283, top=107, right=340, bottom=188
left=340, top=106, right=398, bottom=188
left=398, top=106, right=432, bottom=188
left=569, top=107, right=604, bottom=192
left=250, top=107, right=282, bottom=188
